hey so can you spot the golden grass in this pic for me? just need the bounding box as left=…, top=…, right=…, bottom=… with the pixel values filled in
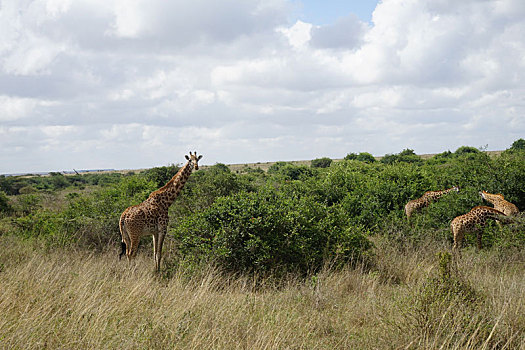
left=1, top=235, right=524, bottom=349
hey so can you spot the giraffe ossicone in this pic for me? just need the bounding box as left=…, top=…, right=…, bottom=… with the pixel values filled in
left=119, top=152, right=202, bottom=271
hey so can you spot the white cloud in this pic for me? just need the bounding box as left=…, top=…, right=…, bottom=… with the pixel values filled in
left=309, top=14, right=368, bottom=49
left=0, top=0, right=524, bottom=173
left=278, top=20, right=312, bottom=49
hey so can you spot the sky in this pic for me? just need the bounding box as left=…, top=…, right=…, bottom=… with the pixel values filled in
left=1, top=0, right=524, bottom=174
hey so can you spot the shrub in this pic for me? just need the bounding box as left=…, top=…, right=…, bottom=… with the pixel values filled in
left=344, top=153, right=358, bottom=161
left=267, top=162, right=288, bottom=174
left=142, top=164, right=180, bottom=187
left=345, top=152, right=376, bottom=163
left=267, top=161, right=314, bottom=181
left=454, top=146, right=480, bottom=155
left=382, top=149, right=422, bottom=164
left=49, top=172, right=70, bottom=190
left=173, top=187, right=372, bottom=274
left=170, top=163, right=249, bottom=218
left=509, top=138, right=525, bottom=150
left=380, top=153, right=397, bottom=164
left=399, top=148, right=416, bottom=157
left=13, top=209, right=68, bottom=247
left=0, top=191, right=11, bottom=214
left=490, top=149, right=525, bottom=210
left=427, top=150, right=454, bottom=164
left=357, top=152, right=376, bottom=163
left=311, top=157, right=333, bottom=168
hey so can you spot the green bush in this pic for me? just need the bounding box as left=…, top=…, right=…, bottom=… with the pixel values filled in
left=142, top=164, right=180, bottom=187
left=426, top=150, right=454, bottom=165
left=344, top=153, right=358, bottom=161
left=311, top=157, right=333, bottom=168
left=14, top=209, right=69, bottom=247
left=510, top=138, right=525, bottom=150
left=489, top=150, right=525, bottom=210
left=173, top=186, right=372, bottom=274
left=381, top=149, right=422, bottom=164
left=345, top=152, right=376, bottom=163
left=170, top=163, right=252, bottom=218
left=0, top=191, right=11, bottom=214
left=454, top=146, right=480, bottom=155
left=48, top=172, right=70, bottom=190
left=357, top=152, right=376, bottom=163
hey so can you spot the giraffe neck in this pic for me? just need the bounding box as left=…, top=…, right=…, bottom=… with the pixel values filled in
left=430, top=187, right=456, bottom=200
left=149, top=161, right=194, bottom=209
left=485, top=196, right=503, bottom=206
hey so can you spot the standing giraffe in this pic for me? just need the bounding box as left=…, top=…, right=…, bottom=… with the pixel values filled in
left=451, top=206, right=506, bottom=253
left=119, top=152, right=202, bottom=271
left=404, top=186, right=459, bottom=221
left=479, top=191, right=519, bottom=216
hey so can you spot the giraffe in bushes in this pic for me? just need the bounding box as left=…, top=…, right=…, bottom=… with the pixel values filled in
left=119, top=152, right=202, bottom=271
left=479, top=191, right=519, bottom=216
left=404, top=186, right=459, bottom=221
left=451, top=206, right=507, bottom=253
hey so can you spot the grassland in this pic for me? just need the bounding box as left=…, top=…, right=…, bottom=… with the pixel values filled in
left=1, top=234, right=524, bottom=349
left=1, top=147, right=523, bottom=349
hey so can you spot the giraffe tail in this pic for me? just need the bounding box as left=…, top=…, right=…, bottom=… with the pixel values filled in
left=119, top=214, right=128, bottom=260
left=119, top=241, right=126, bottom=260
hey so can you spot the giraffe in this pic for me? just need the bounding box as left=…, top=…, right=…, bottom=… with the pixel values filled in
left=451, top=206, right=506, bottom=253
left=479, top=191, right=519, bottom=216
left=119, top=152, right=202, bottom=271
left=404, top=186, right=459, bottom=221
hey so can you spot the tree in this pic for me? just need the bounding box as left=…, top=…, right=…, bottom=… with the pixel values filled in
left=380, top=153, right=398, bottom=164
left=510, top=138, right=525, bottom=150
left=345, top=152, right=376, bottom=163
left=455, top=146, right=480, bottom=155
left=311, top=157, right=333, bottom=168
left=142, top=164, right=180, bottom=187
left=399, top=148, right=416, bottom=156
left=345, top=153, right=358, bottom=161
left=357, top=152, right=376, bottom=163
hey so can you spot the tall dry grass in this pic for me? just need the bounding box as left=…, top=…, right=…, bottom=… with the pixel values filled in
left=1, top=235, right=524, bottom=349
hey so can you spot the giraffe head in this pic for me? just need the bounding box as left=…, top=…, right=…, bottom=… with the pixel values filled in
left=451, top=186, right=460, bottom=192
left=185, top=151, right=203, bottom=170
left=480, top=190, right=504, bottom=201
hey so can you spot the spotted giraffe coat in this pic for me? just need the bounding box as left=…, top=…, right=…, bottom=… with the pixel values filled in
left=480, top=191, right=519, bottom=216
left=404, top=186, right=459, bottom=220
left=451, top=205, right=506, bottom=252
left=119, top=152, right=202, bottom=271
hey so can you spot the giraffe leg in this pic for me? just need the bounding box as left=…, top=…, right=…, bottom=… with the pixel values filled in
left=156, top=232, right=165, bottom=272
left=476, top=230, right=482, bottom=250
left=153, top=233, right=159, bottom=271
left=129, top=237, right=139, bottom=259
left=452, top=227, right=463, bottom=256
left=154, top=224, right=167, bottom=272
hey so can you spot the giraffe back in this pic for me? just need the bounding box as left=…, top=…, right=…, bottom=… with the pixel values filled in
left=451, top=206, right=505, bottom=235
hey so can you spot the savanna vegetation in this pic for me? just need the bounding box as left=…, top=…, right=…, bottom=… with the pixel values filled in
left=0, top=139, right=524, bottom=349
